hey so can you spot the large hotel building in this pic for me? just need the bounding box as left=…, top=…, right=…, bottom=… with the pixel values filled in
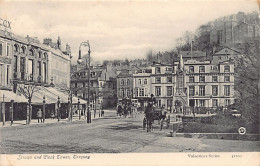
left=117, top=54, right=235, bottom=113
left=0, top=19, right=80, bottom=122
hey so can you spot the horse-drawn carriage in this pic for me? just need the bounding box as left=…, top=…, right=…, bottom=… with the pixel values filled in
left=144, top=105, right=170, bottom=132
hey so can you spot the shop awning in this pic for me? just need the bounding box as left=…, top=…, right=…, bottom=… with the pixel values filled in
left=30, top=87, right=59, bottom=104
left=0, top=90, right=28, bottom=103
left=44, top=87, right=87, bottom=104
left=30, top=87, right=87, bottom=105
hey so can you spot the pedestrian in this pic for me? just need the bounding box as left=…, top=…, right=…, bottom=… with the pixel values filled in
left=50, top=112, right=55, bottom=119
left=127, top=103, right=132, bottom=118
left=101, top=109, right=104, bottom=117
left=143, top=117, right=147, bottom=130
left=37, top=109, right=43, bottom=123
left=117, top=103, right=122, bottom=117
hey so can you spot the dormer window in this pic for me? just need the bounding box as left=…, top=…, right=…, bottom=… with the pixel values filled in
left=199, top=66, right=205, bottom=73
left=29, top=49, right=34, bottom=56
left=14, top=44, right=19, bottom=52
left=120, top=79, right=125, bottom=85
left=43, top=52, right=47, bottom=59
left=155, top=67, right=161, bottom=74
left=38, top=51, right=42, bottom=58
left=224, top=65, right=230, bottom=72
left=144, top=79, right=147, bottom=84
left=138, top=79, right=142, bottom=84
left=189, top=66, right=194, bottom=73
left=22, top=46, right=26, bottom=54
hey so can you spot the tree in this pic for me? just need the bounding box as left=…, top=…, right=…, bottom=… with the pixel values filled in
left=57, top=83, right=74, bottom=121
left=17, top=83, right=40, bottom=124
left=234, top=40, right=260, bottom=125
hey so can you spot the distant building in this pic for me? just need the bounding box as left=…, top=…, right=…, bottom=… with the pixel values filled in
left=70, top=65, right=117, bottom=109
left=209, top=14, right=260, bottom=45
left=118, top=53, right=236, bottom=113
left=116, top=69, right=134, bottom=100
left=132, top=69, right=152, bottom=109
left=212, top=47, right=243, bottom=64
left=180, top=51, right=208, bottom=61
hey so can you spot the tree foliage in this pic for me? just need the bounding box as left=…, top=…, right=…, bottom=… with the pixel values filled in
left=234, top=40, right=260, bottom=125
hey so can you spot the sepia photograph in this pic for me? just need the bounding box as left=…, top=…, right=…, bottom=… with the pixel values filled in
left=0, top=0, right=259, bottom=165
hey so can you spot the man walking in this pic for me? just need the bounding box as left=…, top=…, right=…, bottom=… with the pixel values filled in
left=37, top=109, right=43, bottom=123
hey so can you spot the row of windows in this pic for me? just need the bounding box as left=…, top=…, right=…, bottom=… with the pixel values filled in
left=188, top=65, right=230, bottom=73
left=189, top=75, right=231, bottom=83
left=155, top=67, right=173, bottom=74
left=189, top=85, right=230, bottom=96
left=212, top=99, right=230, bottom=106
left=190, top=99, right=230, bottom=107
left=155, top=99, right=231, bottom=107
left=154, top=75, right=231, bottom=83
left=120, top=74, right=232, bottom=85
left=119, top=88, right=131, bottom=98
left=0, top=64, right=10, bottom=86
left=137, top=79, right=148, bottom=85
left=120, top=79, right=130, bottom=85
left=154, top=86, right=174, bottom=97
left=0, top=42, right=10, bottom=56
left=155, top=77, right=172, bottom=83
left=0, top=42, right=48, bottom=59
left=154, top=65, right=230, bottom=75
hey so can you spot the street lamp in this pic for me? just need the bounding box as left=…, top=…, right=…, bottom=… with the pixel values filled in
left=43, top=95, right=46, bottom=123
left=77, top=41, right=91, bottom=123
left=78, top=98, right=81, bottom=120
left=57, top=96, right=60, bottom=121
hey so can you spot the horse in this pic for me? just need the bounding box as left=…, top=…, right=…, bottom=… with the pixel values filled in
left=144, top=104, right=155, bottom=132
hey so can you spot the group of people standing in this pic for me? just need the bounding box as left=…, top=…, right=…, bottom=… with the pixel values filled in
left=116, top=101, right=135, bottom=118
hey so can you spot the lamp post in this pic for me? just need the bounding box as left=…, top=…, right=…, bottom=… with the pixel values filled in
left=57, top=96, right=60, bottom=121
left=43, top=95, right=46, bottom=123
left=77, top=41, right=91, bottom=123
left=78, top=98, right=81, bottom=120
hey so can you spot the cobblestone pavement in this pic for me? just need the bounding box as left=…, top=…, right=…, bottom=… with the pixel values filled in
left=0, top=110, right=259, bottom=153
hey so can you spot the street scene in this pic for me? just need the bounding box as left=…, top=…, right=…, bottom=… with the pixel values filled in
left=0, top=0, right=259, bottom=157
left=1, top=110, right=259, bottom=153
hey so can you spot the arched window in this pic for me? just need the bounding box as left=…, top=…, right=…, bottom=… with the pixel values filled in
left=138, top=79, right=142, bottom=84
left=21, top=46, right=26, bottom=54
left=38, top=51, right=42, bottom=58
left=120, top=79, right=125, bottom=85
left=14, top=44, right=19, bottom=52
left=29, top=49, right=34, bottom=56
left=127, top=79, right=130, bottom=85
left=43, top=52, right=47, bottom=59
left=144, top=79, right=147, bottom=84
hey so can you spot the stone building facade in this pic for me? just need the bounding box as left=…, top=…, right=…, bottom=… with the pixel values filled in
left=123, top=54, right=236, bottom=113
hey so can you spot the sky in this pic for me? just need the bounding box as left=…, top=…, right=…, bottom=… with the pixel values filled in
left=0, top=0, right=258, bottom=64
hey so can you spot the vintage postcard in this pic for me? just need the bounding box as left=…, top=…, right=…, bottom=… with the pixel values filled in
left=0, top=0, right=259, bottom=165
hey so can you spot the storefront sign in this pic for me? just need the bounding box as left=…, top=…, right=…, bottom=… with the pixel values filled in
left=0, top=18, right=11, bottom=29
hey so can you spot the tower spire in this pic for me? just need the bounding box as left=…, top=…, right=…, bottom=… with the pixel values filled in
left=179, top=53, right=184, bottom=71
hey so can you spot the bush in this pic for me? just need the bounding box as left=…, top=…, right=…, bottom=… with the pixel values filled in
left=181, top=114, right=259, bottom=134
left=181, top=122, right=237, bottom=133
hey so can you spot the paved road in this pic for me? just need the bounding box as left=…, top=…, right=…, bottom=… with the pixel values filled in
left=0, top=111, right=259, bottom=153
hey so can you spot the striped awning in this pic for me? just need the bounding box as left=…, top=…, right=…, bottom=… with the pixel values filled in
left=30, top=86, right=87, bottom=105
left=0, top=90, right=28, bottom=103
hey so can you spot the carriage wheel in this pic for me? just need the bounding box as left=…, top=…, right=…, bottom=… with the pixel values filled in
left=160, top=119, right=163, bottom=131
left=166, top=121, right=170, bottom=129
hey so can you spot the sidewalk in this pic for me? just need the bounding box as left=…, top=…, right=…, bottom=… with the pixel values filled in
left=0, top=109, right=116, bottom=128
